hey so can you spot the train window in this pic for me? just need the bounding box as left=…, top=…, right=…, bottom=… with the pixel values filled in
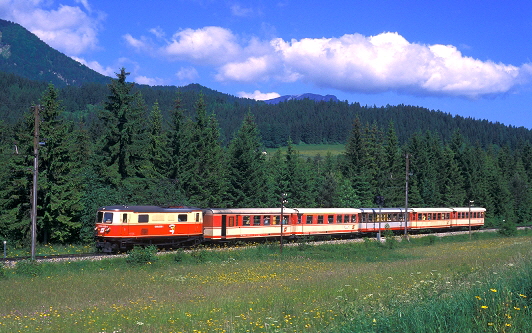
left=427, top=214, right=432, bottom=220
left=264, top=216, right=270, bottom=225
left=317, top=216, right=324, bottom=224
left=138, top=214, right=149, bottom=223
left=398, top=213, right=404, bottom=221
left=122, top=214, right=127, bottom=223
left=253, top=216, right=261, bottom=226
left=368, top=214, right=373, bottom=223
left=361, top=214, right=367, bottom=223
left=243, top=216, right=250, bottom=226
left=418, top=213, right=422, bottom=220
left=100, top=212, right=113, bottom=224
left=272, top=216, right=279, bottom=225
left=351, top=215, right=357, bottom=223
left=297, top=215, right=302, bottom=224
left=282, top=216, right=288, bottom=225
left=178, top=214, right=188, bottom=222
left=328, top=215, right=334, bottom=224
left=196, top=213, right=200, bottom=222
left=306, top=216, right=313, bottom=224
left=337, top=215, right=343, bottom=223
left=228, top=216, right=235, bottom=227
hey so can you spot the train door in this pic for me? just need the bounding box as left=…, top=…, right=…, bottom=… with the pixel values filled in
left=121, top=213, right=129, bottom=236
left=221, top=215, right=227, bottom=238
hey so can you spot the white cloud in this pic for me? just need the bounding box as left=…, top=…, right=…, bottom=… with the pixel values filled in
left=134, top=75, right=168, bottom=86
left=175, top=67, right=199, bottom=82
left=164, top=26, right=241, bottom=65
left=238, top=90, right=280, bottom=100
left=0, top=0, right=103, bottom=55
left=123, top=34, right=151, bottom=51
left=124, top=27, right=532, bottom=98
left=267, top=32, right=527, bottom=98
left=71, top=56, right=114, bottom=76
left=216, top=56, right=275, bottom=82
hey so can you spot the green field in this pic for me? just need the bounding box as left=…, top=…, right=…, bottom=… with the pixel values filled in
left=1, top=232, right=531, bottom=332
left=265, top=143, right=345, bottom=158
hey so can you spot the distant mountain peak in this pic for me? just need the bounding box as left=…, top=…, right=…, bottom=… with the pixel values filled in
left=263, top=93, right=338, bottom=104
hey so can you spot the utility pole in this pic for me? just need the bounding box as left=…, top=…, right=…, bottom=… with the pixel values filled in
left=31, top=105, right=40, bottom=260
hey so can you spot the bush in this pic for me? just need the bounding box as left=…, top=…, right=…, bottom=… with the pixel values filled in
left=15, top=259, right=42, bottom=277
left=383, top=224, right=398, bottom=249
left=0, top=264, right=6, bottom=279
left=190, top=248, right=208, bottom=263
left=499, top=218, right=517, bottom=237
left=126, top=245, right=158, bottom=264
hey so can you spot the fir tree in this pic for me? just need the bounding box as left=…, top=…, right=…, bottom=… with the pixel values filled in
left=227, top=112, right=268, bottom=207
left=95, top=68, right=153, bottom=189
left=38, top=84, right=87, bottom=243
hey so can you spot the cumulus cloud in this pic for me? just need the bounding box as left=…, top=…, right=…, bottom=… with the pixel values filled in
left=227, top=32, right=528, bottom=98
left=0, top=0, right=103, bottom=55
left=126, top=27, right=531, bottom=98
left=238, top=90, right=281, bottom=100
left=163, top=26, right=242, bottom=65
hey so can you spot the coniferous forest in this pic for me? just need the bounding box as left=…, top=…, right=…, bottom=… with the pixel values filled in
left=1, top=68, right=532, bottom=245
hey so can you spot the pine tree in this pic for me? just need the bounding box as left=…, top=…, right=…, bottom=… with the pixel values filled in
left=179, top=95, right=229, bottom=207
left=343, top=117, right=372, bottom=205
left=148, top=101, right=169, bottom=177
left=0, top=117, right=33, bottom=244
left=282, top=139, right=316, bottom=206
left=38, top=84, right=87, bottom=243
left=227, top=112, right=268, bottom=207
left=95, top=68, right=153, bottom=189
left=381, top=122, right=404, bottom=207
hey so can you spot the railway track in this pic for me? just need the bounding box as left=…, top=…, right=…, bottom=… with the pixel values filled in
left=0, top=252, right=112, bottom=265
left=2, top=226, right=531, bottom=265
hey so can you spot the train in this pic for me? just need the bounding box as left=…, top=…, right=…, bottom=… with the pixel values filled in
left=94, top=205, right=486, bottom=253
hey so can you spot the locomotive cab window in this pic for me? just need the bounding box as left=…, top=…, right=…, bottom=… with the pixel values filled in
left=98, top=212, right=114, bottom=224
left=178, top=214, right=188, bottom=222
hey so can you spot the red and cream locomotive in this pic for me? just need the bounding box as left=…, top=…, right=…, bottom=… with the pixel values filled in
left=95, top=205, right=485, bottom=253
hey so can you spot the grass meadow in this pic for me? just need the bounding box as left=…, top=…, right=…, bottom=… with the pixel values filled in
left=265, top=143, right=345, bottom=159
left=1, top=232, right=531, bottom=332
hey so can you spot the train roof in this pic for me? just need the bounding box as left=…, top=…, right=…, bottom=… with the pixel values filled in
left=98, top=205, right=202, bottom=213
left=204, top=208, right=299, bottom=215
left=359, top=208, right=413, bottom=213
left=293, top=208, right=361, bottom=214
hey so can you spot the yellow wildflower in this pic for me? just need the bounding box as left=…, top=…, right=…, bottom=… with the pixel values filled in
left=481, top=306, right=488, bottom=309
left=490, top=288, right=497, bottom=292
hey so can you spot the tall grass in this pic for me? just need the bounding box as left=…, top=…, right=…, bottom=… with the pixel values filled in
left=0, top=232, right=531, bottom=332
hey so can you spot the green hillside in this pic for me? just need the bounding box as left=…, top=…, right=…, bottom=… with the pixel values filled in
left=0, top=19, right=110, bottom=87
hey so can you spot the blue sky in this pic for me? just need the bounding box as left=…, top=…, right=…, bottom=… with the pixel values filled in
left=1, top=0, right=532, bottom=128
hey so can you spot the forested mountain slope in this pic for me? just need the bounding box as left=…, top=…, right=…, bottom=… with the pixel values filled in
left=0, top=19, right=109, bottom=87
